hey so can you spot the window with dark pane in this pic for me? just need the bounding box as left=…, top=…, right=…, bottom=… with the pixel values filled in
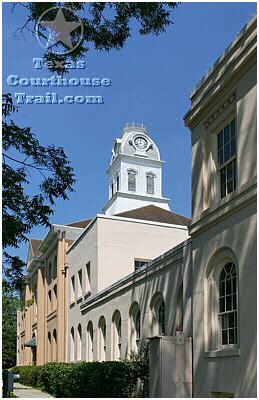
left=134, top=259, right=147, bottom=271
left=135, top=310, right=141, bottom=348
left=128, top=170, right=136, bottom=191
left=217, top=119, right=237, bottom=198
left=219, top=262, right=237, bottom=346
left=158, top=301, right=166, bottom=335
left=147, top=173, right=155, bottom=194
left=116, top=174, right=119, bottom=191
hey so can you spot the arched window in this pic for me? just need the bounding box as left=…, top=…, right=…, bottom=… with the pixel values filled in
left=48, top=262, right=52, bottom=282
left=53, top=285, right=57, bottom=310
left=53, top=329, right=57, bottom=362
left=129, top=303, right=141, bottom=353
left=158, top=302, right=165, bottom=335
left=53, top=256, right=57, bottom=279
left=87, top=321, right=94, bottom=362
left=48, top=332, right=52, bottom=362
left=112, top=310, right=122, bottom=360
left=175, top=284, right=183, bottom=332
left=219, top=263, right=237, bottom=346
left=77, top=324, right=82, bottom=361
left=111, top=181, right=114, bottom=197
left=128, top=169, right=137, bottom=192
left=48, top=290, right=52, bottom=314
left=98, top=316, right=106, bottom=361
left=70, top=327, right=75, bottom=362
left=150, top=293, right=166, bottom=336
left=146, top=172, right=155, bottom=194
left=205, top=248, right=239, bottom=351
left=116, top=174, right=120, bottom=191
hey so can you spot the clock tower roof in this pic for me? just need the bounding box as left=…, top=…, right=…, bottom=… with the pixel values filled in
left=110, top=123, right=161, bottom=165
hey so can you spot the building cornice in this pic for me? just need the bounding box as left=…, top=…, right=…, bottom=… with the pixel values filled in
left=102, top=191, right=170, bottom=213
left=184, top=15, right=256, bottom=129
left=106, top=153, right=164, bottom=174
left=189, top=14, right=256, bottom=101
left=189, top=177, right=257, bottom=237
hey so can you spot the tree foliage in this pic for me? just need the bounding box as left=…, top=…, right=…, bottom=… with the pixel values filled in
left=2, top=94, right=75, bottom=290
left=2, top=281, right=20, bottom=369
left=13, top=2, right=179, bottom=73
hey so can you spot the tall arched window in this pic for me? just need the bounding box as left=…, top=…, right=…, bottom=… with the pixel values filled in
left=205, top=248, right=239, bottom=351
left=48, top=290, right=52, bottom=314
left=53, top=285, right=57, bottom=310
left=129, top=303, right=141, bottom=353
left=48, top=332, right=52, bottom=362
left=48, top=262, right=52, bottom=283
left=219, top=263, right=237, bottom=346
left=53, top=329, right=57, bottom=362
left=112, top=310, right=122, bottom=360
left=77, top=324, right=82, bottom=361
left=158, top=302, right=165, bottom=335
left=98, top=316, right=106, bottom=361
left=128, top=169, right=137, bottom=192
left=116, top=174, right=120, bottom=191
left=87, top=321, right=94, bottom=362
left=70, top=327, right=75, bottom=362
left=175, top=284, right=183, bottom=332
left=150, top=293, right=166, bottom=336
left=53, top=256, right=57, bottom=279
left=146, top=172, right=155, bottom=194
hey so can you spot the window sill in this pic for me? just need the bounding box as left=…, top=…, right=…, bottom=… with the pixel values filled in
left=204, top=348, right=240, bottom=358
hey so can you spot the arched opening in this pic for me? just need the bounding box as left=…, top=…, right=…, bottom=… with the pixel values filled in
left=146, top=172, right=155, bottom=194
left=205, top=247, right=239, bottom=351
left=48, top=290, right=52, bottom=314
left=47, top=332, right=52, bottom=362
left=53, top=329, right=57, bottom=362
left=77, top=324, right=82, bottom=361
left=129, top=302, right=141, bottom=353
left=70, top=327, right=75, bottom=362
left=128, top=169, right=137, bottom=192
left=48, top=262, right=52, bottom=283
left=175, top=284, right=183, bottom=332
left=150, top=293, right=166, bottom=336
left=98, top=316, right=106, bottom=361
left=112, top=310, right=122, bottom=360
left=32, top=332, right=37, bottom=365
left=53, top=285, right=57, bottom=310
left=87, top=321, right=94, bottom=362
left=53, top=256, right=57, bottom=279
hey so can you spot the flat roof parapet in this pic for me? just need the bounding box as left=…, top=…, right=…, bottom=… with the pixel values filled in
left=189, top=13, right=256, bottom=100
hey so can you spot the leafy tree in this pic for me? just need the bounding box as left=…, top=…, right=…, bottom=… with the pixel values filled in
left=13, top=2, right=179, bottom=73
left=2, top=93, right=75, bottom=290
left=2, top=280, right=20, bottom=369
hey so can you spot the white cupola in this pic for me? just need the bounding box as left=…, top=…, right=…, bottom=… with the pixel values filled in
left=102, top=123, right=170, bottom=216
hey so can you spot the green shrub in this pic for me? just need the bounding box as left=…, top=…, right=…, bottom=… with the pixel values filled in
left=11, top=357, right=149, bottom=398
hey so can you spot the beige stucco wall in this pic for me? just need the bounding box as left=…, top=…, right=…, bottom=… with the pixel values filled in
left=184, top=15, right=257, bottom=398
left=97, top=216, right=189, bottom=292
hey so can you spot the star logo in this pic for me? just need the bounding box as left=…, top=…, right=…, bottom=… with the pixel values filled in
left=36, top=7, right=83, bottom=55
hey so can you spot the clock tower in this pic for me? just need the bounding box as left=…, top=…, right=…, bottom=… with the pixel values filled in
left=103, top=123, right=170, bottom=216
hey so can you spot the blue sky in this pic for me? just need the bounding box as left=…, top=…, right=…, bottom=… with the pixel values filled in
left=3, top=2, right=256, bottom=262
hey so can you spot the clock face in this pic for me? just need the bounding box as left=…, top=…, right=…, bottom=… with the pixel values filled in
left=134, top=136, right=148, bottom=150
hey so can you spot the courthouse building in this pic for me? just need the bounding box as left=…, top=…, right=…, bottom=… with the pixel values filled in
left=17, top=15, right=256, bottom=398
